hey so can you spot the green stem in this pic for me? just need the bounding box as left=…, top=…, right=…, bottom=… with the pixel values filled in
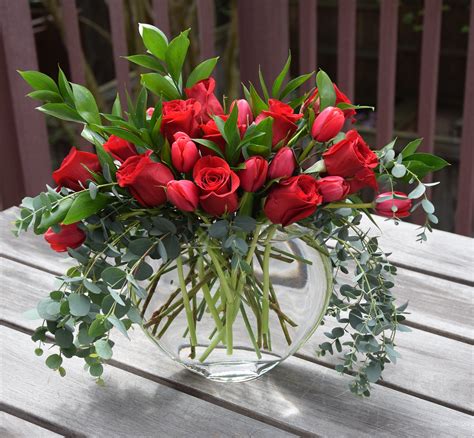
left=298, top=140, right=316, bottom=162
left=240, top=303, right=262, bottom=359
left=261, top=226, right=277, bottom=336
left=176, top=256, right=197, bottom=347
left=324, top=202, right=374, bottom=210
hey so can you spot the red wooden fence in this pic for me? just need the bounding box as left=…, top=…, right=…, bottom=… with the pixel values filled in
left=0, top=0, right=472, bottom=235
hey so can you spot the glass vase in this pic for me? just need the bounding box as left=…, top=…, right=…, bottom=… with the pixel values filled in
left=139, top=227, right=332, bottom=382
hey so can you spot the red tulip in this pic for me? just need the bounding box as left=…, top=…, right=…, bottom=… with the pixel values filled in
left=375, top=192, right=412, bottom=218
left=311, top=106, right=345, bottom=142
left=318, top=176, right=350, bottom=202
left=44, top=223, right=86, bottom=252
left=171, top=132, right=200, bottom=173
left=230, top=99, right=253, bottom=126
left=268, top=147, right=296, bottom=180
left=167, top=180, right=199, bottom=212
left=238, top=156, right=268, bottom=192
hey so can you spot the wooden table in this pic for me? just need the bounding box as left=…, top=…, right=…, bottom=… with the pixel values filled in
left=1, top=207, right=473, bottom=437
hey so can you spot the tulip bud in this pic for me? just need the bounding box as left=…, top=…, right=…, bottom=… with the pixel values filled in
left=311, top=106, right=345, bottom=142
left=375, top=191, right=412, bottom=218
left=44, top=223, right=86, bottom=252
left=171, top=132, right=200, bottom=173
left=230, top=99, right=253, bottom=126
left=167, top=180, right=199, bottom=212
left=318, top=176, right=350, bottom=202
left=268, top=147, right=296, bottom=180
left=146, top=107, right=154, bottom=119
left=238, top=156, right=268, bottom=192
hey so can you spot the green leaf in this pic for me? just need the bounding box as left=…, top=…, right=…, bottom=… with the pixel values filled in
left=88, top=318, right=107, bottom=338
left=68, top=293, right=91, bottom=317
left=249, top=83, right=268, bottom=116
left=58, top=66, right=74, bottom=104
left=316, top=70, right=336, bottom=111
left=401, top=138, right=423, bottom=158
left=45, top=354, right=63, bottom=370
left=95, top=141, right=117, bottom=179
left=186, top=57, right=219, bottom=88
left=27, top=90, right=62, bottom=103
left=408, top=183, right=426, bottom=199
left=100, top=126, right=149, bottom=148
left=55, top=328, right=74, bottom=348
left=139, top=23, right=168, bottom=60
left=71, top=83, right=101, bottom=125
left=280, top=72, right=314, bottom=99
left=101, top=267, right=126, bottom=289
left=272, top=53, right=291, bottom=98
left=365, top=361, right=382, bottom=383
left=165, top=30, right=190, bottom=83
left=422, top=198, right=435, bottom=214
left=107, top=315, right=130, bottom=339
left=125, top=54, right=166, bottom=72
left=141, top=73, right=181, bottom=100
left=223, top=104, right=241, bottom=160
left=192, top=138, right=225, bottom=158
left=135, top=86, right=148, bottom=128
left=391, top=164, right=407, bottom=178
left=94, top=339, right=113, bottom=360
left=63, top=192, right=109, bottom=224
left=258, top=66, right=270, bottom=100
left=129, top=238, right=155, bottom=256
left=18, top=70, right=59, bottom=93
left=35, top=197, right=74, bottom=234
left=89, top=363, right=104, bottom=377
left=127, top=307, right=143, bottom=324
left=37, top=103, right=84, bottom=123
left=112, top=93, right=122, bottom=117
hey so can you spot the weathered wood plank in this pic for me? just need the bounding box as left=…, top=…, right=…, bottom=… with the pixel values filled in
left=364, top=215, right=474, bottom=285
left=0, top=412, right=63, bottom=438
left=2, top=258, right=472, bottom=426
left=1, top=326, right=294, bottom=437
left=1, top=208, right=471, bottom=339
left=337, top=0, right=356, bottom=100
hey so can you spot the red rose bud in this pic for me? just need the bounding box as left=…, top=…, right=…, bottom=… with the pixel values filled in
left=375, top=191, right=412, bottom=218
left=303, top=83, right=356, bottom=121
left=322, top=130, right=378, bottom=178
left=268, top=147, right=296, bottom=180
left=255, top=99, right=303, bottom=147
left=171, top=132, right=200, bottom=173
left=238, top=156, right=268, bottom=192
left=185, top=78, right=224, bottom=123
left=264, top=175, right=322, bottom=226
left=103, top=135, right=137, bottom=162
left=193, top=156, right=240, bottom=216
left=53, top=147, right=101, bottom=191
left=311, top=106, right=345, bottom=142
left=116, top=151, right=174, bottom=207
left=230, top=99, right=253, bottom=126
left=167, top=180, right=199, bottom=212
left=318, top=176, right=350, bottom=202
left=44, top=223, right=86, bottom=253
left=161, top=99, right=202, bottom=143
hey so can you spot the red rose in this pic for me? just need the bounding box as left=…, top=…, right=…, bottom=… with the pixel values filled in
left=375, top=191, right=412, bottom=218
left=230, top=99, right=253, bottom=126
left=103, top=135, right=137, bottom=162
left=264, top=175, right=322, bottom=226
left=255, top=99, right=303, bottom=148
left=347, top=167, right=378, bottom=193
left=185, top=78, right=224, bottom=123
left=171, top=132, right=200, bottom=173
left=167, top=180, right=199, bottom=212
left=268, top=146, right=296, bottom=180
left=161, top=99, right=202, bottom=143
left=311, top=106, right=345, bottom=142
left=200, top=116, right=227, bottom=155
left=238, top=156, right=268, bottom=192
left=323, top=130, right=378, bottom=178
left=303, top=83, right=356, bottom=121
left=318, top=176, right=350, bottom=202
left=116, top=151, right=174, bottom=207
left=53, top=147, right=101, bottom=191
left=193, top=156, right=240, bottom=216
left=44, top=223, right=86, bottom=252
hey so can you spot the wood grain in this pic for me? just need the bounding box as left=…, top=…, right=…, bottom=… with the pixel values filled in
left=0, top=412, right=62, bottom=438
left=1, top=326, right=294, bottom=438
left=1, top=258, right=472, bottom=433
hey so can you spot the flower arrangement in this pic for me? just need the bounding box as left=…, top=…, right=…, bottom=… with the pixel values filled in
left=16, top=24, right=448, bottom=396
